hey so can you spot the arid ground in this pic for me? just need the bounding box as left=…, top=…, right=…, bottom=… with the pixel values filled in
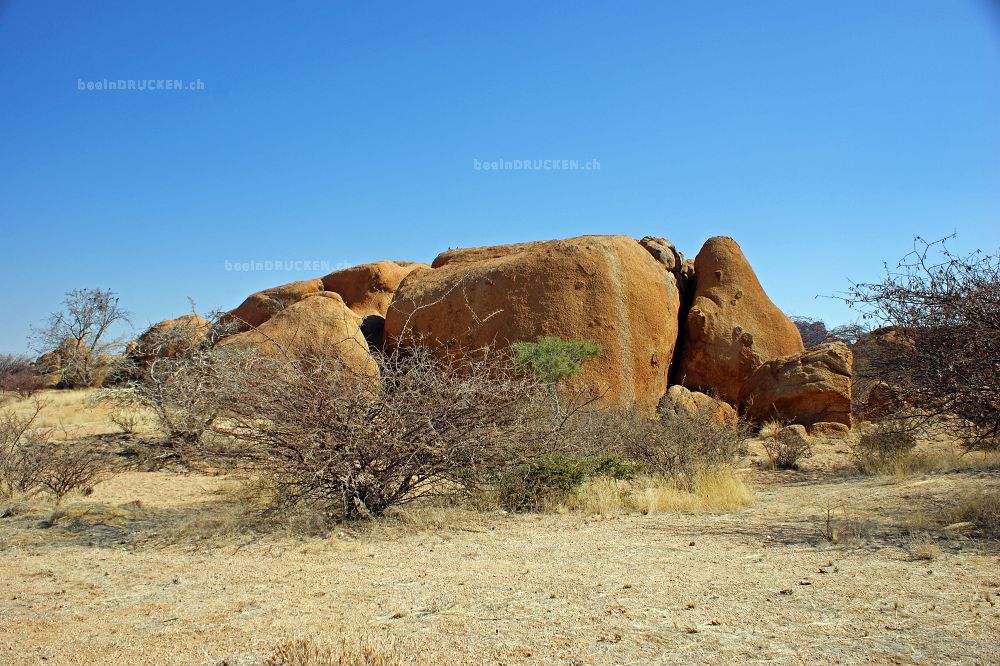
left=1, top=391, right=998, bottom=665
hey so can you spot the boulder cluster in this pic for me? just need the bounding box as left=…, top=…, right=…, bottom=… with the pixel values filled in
left=135, top=235, right=854, bottom=427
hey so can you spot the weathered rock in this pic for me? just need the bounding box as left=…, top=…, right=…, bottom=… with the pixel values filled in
left=220, top=279, right=324, bottom=332
left=129, top=314, right=210, bottom=365
left=659, top=385, right=738, bottom=427
left=678, top=236, right=804, bottom=402
left=740, top=342, right=853, bottom=426
left=321, top=261, right=430, bottom=318
left=810, top=421, right=851, bottom=438
left=218, top=292, right=377, bottom=378
left=775, top=424, right=811, bottom=450
left=861, top=381, right=903, bottom=420
left=385, top=235, right=682, bottom=411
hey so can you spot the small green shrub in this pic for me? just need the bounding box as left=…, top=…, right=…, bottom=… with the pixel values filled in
left=512, top=337, right=601, bottom=385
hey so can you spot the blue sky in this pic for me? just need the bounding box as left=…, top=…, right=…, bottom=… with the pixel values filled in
left=1, top=0, right=998, bottom=353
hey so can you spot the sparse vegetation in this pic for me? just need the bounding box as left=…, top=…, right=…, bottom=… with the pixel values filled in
left=851, top=418, right=917, bottom=475
left=845, top=236, right=1000, bottom=450
left=0, top=354, right=47, bottom=399
left=31, top=288, right=131, bottom=388
left=0, top=402, right=108, bottom=503
left=761, top=425, right=813, bottom=470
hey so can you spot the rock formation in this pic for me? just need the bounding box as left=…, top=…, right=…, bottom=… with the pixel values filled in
left=659, top=385, right=738, bottom=427
left=740, top=342, right=853, bottom=426
left=218, top=292, right=377, bottom=379
left=384, top=235, right=682, bottom=411
left=220, top=279, right=324, bottom=332
left=677, top=236, right=804, bottom=403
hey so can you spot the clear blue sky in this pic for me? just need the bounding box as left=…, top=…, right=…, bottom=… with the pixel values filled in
left=2, top=0, right=998, bottom=354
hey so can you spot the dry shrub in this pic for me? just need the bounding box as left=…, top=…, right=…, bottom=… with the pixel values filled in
left=0, top=354, right=47, bottom=399
left=846, top=236, right=1000, bottom=450
left=205, top=345, right=553, bottom=521
left=0, top=402, right=108, bottom=503
left=761, top=425, right=812, bottom=470
left=851, top=419, right=917, bottom=475
left=0, top=403, right=48, bottom=497
left=614, top=408, right=750, bottom=490
left=943, top=492, right=1000, bottom=539
left=37, top=443, right=107, bottom=504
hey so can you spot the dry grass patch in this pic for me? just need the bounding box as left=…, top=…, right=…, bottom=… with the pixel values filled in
left=937, top=491, right=1000, bottom=539
left=561, top=468, right=754, bottom=516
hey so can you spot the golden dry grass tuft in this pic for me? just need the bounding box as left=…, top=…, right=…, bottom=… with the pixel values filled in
left=258, top=636, right=414, bottom=666
left=561, top=468, right=754, bottom=516
left=855, top=447, right=1000, bottom=480
left=757, top=419, right=784, bottom=440
left=218, top=633, right=434, bottom=666
left=937, top=491, right=1000, bottom=539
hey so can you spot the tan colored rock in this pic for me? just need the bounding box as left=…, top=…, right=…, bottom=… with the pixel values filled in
left=659, top=385, right=738, bottom=427
left=321, top=261, right=429, bottom=317
left=130, top=314, right=210, bottom=364
left=775, top=424, right=811, bottom=452
left=861, top=380, right=903, bottom=420
left=220, top=279, right=324, bottom=332
left=810, top=421, right=851, bottom=438
left=678, top=236, right=803, bottom=403
left=740, top=342, right=853, bottom=426
left=384, top=235, right=682, bottom=411
left=219, top=292, right=377, bottom=378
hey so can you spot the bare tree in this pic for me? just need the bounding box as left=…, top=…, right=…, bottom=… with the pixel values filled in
left=31, top=288, right=131, bottom=388
left=844, top=236, right=1000, bottom=450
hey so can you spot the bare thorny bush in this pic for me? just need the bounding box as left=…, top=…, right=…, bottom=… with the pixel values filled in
left=0, top=354, right=47, bottom=399
left=846, top=236, right=1000, bottom=450
left=0, top=402, right=108, bottom=504
left=202, top=345, right=555, bottom=520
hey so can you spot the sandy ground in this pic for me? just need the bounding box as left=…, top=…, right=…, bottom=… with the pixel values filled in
left=1, top=463, right=998, bottom=665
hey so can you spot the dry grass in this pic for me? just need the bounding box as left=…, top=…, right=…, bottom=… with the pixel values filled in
left=3, top=388, right=159, bottom=439
left=757, top=419, right=783, bottom=439
left=246, top=634, right=431, bottom=666
left=854, top=447, right=1000, bottom=480
left=936, top=491, right=1000, bottom=539
left=560, top=468, right=754, bottom=516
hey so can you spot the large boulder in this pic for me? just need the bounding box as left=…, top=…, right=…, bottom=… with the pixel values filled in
left=740, top=342, right=853, bottom=426
left=321, top=261, right=429, bottom=318
left=384, top=235, right=682, bottom=411
left=127, top=314, right=210, bottom=365
left=219, top=279, right=324, bottom=333
left=659, top=385, right=738, bottom=427
left=678, top=237, right=803, bottom=403
left=218, top=292, right=377, bottom=378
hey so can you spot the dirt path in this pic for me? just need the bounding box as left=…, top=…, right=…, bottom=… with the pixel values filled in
left=1, top=470, right=998, bottom=665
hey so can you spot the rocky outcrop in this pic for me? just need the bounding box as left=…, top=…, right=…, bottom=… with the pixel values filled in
left=220, top=279, right=324, bottom=333
left=128, top=314, right=210, bottom=366
left=218, top=292, right=377, bottom=378
left=321, top=261, right=429, bottom=318
left=678, top=236, right=804, bottom=403
left=384, top=235, right=682, bottom=411
left=740, top=342, right=853, bottom=426
left=659, top=385, right=737, bottom=427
